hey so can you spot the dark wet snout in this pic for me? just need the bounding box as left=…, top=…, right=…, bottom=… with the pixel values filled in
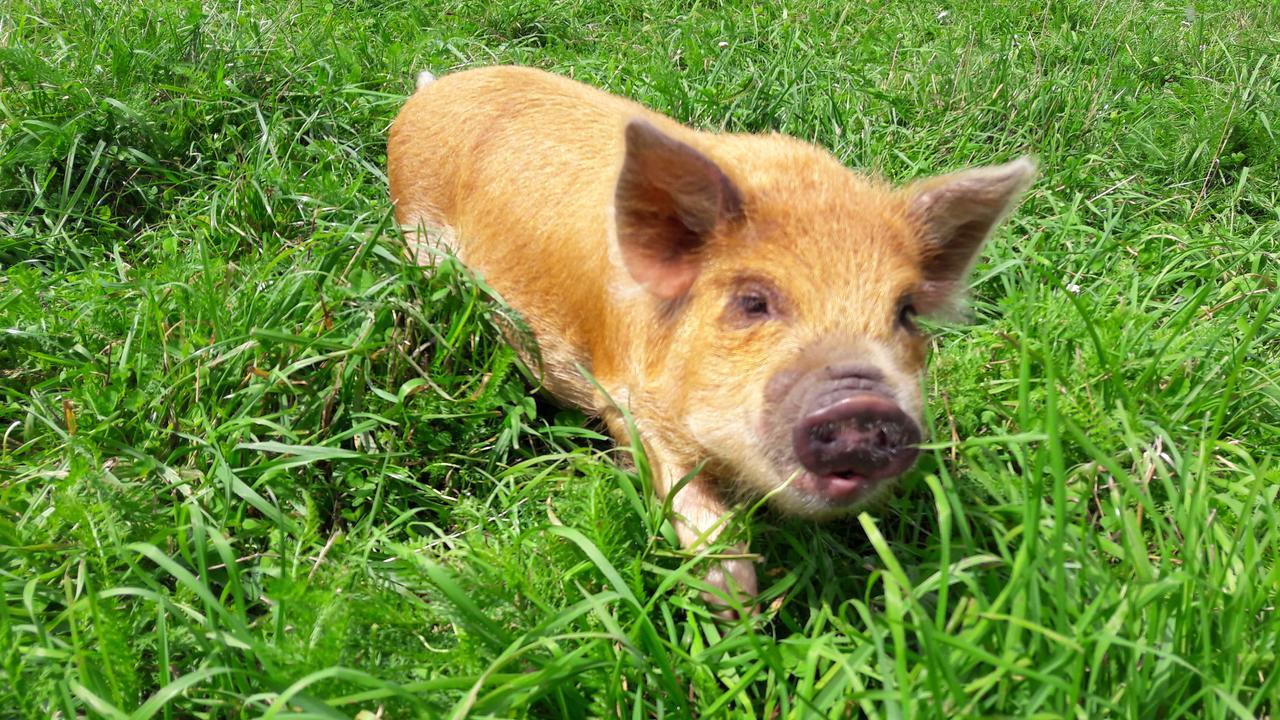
left=793, top=388, right=921, bottom=482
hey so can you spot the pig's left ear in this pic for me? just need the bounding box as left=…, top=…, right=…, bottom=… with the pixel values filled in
left=908, top=156, right=1036, bottom=313
left=614, top=119, right=743, bottom=300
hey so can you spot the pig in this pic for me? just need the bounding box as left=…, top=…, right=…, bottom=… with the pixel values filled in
left=387, top=66, right=1034, bottom=611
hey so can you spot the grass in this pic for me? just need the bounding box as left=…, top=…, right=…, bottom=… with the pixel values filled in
left=1, top=0, right=1278, bottom=716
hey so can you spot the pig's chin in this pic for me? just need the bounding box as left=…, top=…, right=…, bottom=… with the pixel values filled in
left=788, top=468, right=901, bottom=507
left=778, top=448, right=920, bottom=516
left=793, top=471, right=885, bottom=507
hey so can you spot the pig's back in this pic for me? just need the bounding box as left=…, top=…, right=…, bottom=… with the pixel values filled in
left=388, top=66, right=680, bottom=404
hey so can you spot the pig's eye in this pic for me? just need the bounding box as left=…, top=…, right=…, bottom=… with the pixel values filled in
left=736, top=292, right=771, bottom=319
left=725, top=276, right=784, bottom=326
left=897, top=300, right=918, bottom=331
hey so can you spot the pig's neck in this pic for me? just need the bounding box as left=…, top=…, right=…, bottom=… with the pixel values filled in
left=586, top=290, right=700, bottom=465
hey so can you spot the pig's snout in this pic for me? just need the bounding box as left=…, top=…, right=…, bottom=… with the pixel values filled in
left=792, top=392, right=921, bottom=504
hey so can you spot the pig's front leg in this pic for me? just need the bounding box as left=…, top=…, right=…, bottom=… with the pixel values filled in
left=601, top=407, right=758, bottom=615
left=669, top=476, right=759, bottom=616
left=646, top=442, right=759, bottom=616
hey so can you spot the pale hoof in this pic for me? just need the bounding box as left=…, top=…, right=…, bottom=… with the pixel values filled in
left=701, top=556, right=759, bottom=620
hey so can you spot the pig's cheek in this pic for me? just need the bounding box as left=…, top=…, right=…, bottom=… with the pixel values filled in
left=686, top=411, right=773, bottom=482
left=888, top=371, right=925, bottom=425
left=869, top=340, right=928, bottom=425
left=901, top=369, right=927, bottom=426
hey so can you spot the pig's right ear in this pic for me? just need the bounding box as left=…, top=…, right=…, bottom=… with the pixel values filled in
left=614, top=119, right=743, bottom=300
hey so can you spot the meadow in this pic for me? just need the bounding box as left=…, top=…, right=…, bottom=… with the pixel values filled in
left=2, top=0, right=1278, bottom=717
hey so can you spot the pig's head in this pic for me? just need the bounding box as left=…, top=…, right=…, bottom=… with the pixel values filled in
left=613, top=120, right=1034, bottom=517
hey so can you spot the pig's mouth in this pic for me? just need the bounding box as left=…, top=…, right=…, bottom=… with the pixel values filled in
left=789, top=393, right=921, bottom=506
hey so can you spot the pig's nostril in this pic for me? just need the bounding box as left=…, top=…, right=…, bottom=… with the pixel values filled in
left=793, top=393, right=922, bottom=484
left=875, top=427, right=890, bottom=449
left=810, top=422, right=837, bottom=445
